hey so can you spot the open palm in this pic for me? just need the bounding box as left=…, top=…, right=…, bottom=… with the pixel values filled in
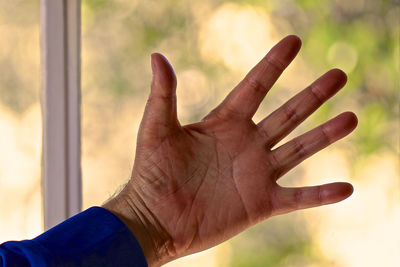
left=118, top=35, right=357, bottom=266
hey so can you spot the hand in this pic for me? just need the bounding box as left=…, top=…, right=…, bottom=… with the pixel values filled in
left=103, top=35, right=357, bottom=266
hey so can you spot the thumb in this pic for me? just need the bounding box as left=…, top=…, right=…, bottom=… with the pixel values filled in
left=141, top=53, right=179, bottom=139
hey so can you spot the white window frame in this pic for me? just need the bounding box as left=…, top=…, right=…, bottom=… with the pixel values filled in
left=40, top=0, right=82, bottom=230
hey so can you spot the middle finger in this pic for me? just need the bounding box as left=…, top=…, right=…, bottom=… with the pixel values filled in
left=258, top=69, right=347, bottom=148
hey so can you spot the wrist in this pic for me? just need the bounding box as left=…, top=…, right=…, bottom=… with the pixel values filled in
left=102, top=186, right=174, bottom=266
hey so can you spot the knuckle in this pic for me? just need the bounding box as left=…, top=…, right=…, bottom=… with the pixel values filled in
left=320, top=124, right=332, bottom=144
left=309, top=83, right=325, bottom=106
left=268, top=187, right=280, bottom=217
left=244, top=76, right=267, bottom=94
left=294, top=190, right=304, bottom=209
left=149, top=92, right=174, bottom=101
left=317, top=186, right=323, bottom=204
left=206, top=105, right=243, bottom=122
left=267, top=152, right=282, bottom=178
left=265, top=54, right=286, bottom=72
left=293, top=138, right=306, bottom=158
left=258, top=126, right=270, bottom=143
left=217, top=105, right=243, bottom=120
left=282, top=104, right=299, bottom=124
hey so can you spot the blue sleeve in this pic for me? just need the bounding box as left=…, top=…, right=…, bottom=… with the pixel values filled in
left=0, top=207, right=148, bottom=267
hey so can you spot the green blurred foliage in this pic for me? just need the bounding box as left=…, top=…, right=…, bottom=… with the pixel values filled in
left=80, top=0, right=398, bottom=265
left=227, top=214, right=329, bottom=266
left=0, top=0, right=40, bottom=114
left=82, top=0, right=398, bottom=152
left=1, top=0, right=396, bottom=265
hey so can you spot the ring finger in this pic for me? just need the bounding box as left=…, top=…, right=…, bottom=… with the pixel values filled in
left=270, top=111, right=358, bottom=179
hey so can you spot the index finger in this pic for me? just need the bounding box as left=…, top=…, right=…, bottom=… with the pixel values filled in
left=208, top=35, right=302, bottom=121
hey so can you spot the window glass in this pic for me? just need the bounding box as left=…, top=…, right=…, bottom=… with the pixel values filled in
left=81, top=0, right=399, bottom=265
left=0, top=0, right=42, bottom=242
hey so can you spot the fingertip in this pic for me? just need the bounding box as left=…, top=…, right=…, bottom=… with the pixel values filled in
left=315, top=69, right=348, bottom=98
left=326, top=112, right=358, bottom=138
left=331, top=68, right=347, bottom=80
left=151, top=52, right=169, bottom=72
left=285, top=34, right=302, bottom=48
left=151, top=53, right=175, bottom=72
left=328, top=68, right=348, bottom=87
left=322, top=182, right=354, bottom=204
left=269, top=35, right=302, bottom=67
left=151, top=52, right=164, bottom=60
left=338, top=182, right=354, bottom=198
left=342, top=111, right=358, bottom=130
left=281, top=35, right=302, bottom=55
left=150, top=52, right=177, bottom=92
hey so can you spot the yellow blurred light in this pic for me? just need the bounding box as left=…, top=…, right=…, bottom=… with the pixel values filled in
left=164, top=248, right=218, bottom=267
left=0, top=104, right=42, bottom=242
left=164, top=242, right=231, bottom=267
left=199, top=3, right=276, bottom=75
left=0, top=105, right=41, bottom=189
left=177, top=69, right=210, bottom=121
left=304, top=151, right=400, bottom=267
left=327, top=42, right=358, bottom=73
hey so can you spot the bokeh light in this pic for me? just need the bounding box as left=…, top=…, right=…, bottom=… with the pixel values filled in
left=0, top=0, right=42, bottom=243
left=80, top=0, right=398, bottom=266
left=199, top=3, right=276, bottom=75
left=0, top=0, right=397, bottom=266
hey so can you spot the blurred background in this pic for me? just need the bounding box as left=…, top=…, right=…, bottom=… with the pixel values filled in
left=0, top=0, right=398, bottom=266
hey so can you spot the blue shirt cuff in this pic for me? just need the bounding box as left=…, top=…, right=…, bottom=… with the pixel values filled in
left=0, top=207, right=148, bottom=267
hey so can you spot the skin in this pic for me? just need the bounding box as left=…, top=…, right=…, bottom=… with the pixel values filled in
left=103, top=35, right=358, bottom=266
